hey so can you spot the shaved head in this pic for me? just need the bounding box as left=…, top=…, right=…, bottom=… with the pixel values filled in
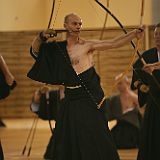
left=64, top=13, right=81, bottom=23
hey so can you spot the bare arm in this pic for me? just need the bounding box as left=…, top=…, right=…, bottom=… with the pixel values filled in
left=90, top=28, right=144, bottom=51
left=0, top=55, right=14, bottom=86
left=31, top=35, right=43, bottom=54
left=31, top=29, right=57, bottom=56
left=32, top=90, right=41, bottom=104
left=32, top=85, right=50, bottom=103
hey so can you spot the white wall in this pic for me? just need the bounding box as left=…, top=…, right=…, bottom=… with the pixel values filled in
left=0, top=0, right=49, bottom=31
left=152, top=0, right=160, bottom=24
left=0, top=0, right=156, bottom=31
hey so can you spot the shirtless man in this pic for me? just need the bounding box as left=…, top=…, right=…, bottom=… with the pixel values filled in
left=106, top=74, right=141, bottom=149
left=28, top=13, right=144, bottom=160
left=116, top=74, right=138, bottom=113
left=32, top=13, right=144, bottom=74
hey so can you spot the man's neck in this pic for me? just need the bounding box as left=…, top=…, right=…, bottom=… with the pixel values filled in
left=67, top=34, right=79, bottom=44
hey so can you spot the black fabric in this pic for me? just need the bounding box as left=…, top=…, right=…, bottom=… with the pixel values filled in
left=131, top=48, right=160, bottom=108
left=27, top=41, right=120, bottom=159
left=27, top=41, right=79, bottom=86
left=49, top=67, right=119, bottom=160
left=32, top=90, right=61, bottom=158
left=38, top=90, right=60, bottom=120
left=104, top=95, right=142, bottom=149
left=111, top=110, right=142, bottom=149
left=111, top=120, right=140, bottom=149
left=43, top=68, right=120, bottom=160
left=0, top=70, right=10, bottom=99
left=131, top=48, right=160, bottom=160
left=0, top=119, right=6, bottom=127
left=44, top=133, right=55, bottom=159
left=0, top=70, right=17, bottom=100
left=0, top=141, right=4, bottom=160
left=30, top=47, right=37, bottom=60
left=105, top=95, right=142, bottom=128
left=103, top=96, right=122, bottom=121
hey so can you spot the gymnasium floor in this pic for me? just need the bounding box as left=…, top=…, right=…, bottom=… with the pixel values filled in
left=0, top=118, right=138, bottom=160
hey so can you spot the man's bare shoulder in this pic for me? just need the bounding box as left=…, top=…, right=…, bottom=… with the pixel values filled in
left=84, top=39, right=100, bottom=44
left=78, top=38, right=101, bottom=53
left=81, top=39, right=100, bottom=48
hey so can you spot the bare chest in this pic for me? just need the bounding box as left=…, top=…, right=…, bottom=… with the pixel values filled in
left=120, top=95, right=134, bottom=110
left=67, top=44, right=93, bottom=66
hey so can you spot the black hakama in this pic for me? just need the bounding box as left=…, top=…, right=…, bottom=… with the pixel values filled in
left=131, top=48, right=160, bottom=160
left=27, top=41, right=120, bottom=160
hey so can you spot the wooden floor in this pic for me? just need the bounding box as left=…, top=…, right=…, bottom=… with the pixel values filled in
left=0, top=118, right=138, bottom=160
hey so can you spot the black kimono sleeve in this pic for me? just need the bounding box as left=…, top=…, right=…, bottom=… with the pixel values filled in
left=0, top=70, right=10, bottom=99
left=131, top=62, right=148, bottom=107
left=0, top=70, right=17, bottom=100
left=131, top=48, right=159, bottom=107
left=27, top=41, right=78, bottom=85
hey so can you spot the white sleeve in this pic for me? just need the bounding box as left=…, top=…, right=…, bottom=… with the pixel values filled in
left=30, top=101, right=40, bottom=112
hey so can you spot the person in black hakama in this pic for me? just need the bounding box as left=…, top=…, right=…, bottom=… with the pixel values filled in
left=30, top=85, right=64, bottom=121
left=131, top=23, right=160, bottom=160
left=27, top=13, right=144, bottom=160
left=0, top=55, right=17, bottom=160
left=105, top=74, right=142, bottom=149
left=0, top=55, right=17, bottom=100
left=30, top=85, right=65, bottom=159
